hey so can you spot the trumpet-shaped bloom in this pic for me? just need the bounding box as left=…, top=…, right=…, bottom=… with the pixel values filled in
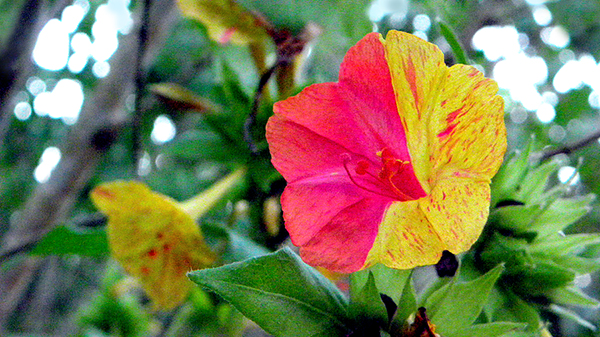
left=266, top=31, right=506, bottom=273
left=90, top=169, right=245, bottom=309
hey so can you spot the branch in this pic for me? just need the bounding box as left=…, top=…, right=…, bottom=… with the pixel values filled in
left=539, top=128, right=600, bottom=161
left=0, top=0, right=71, bottom=152
left=0, top=0, right=178, bottom=331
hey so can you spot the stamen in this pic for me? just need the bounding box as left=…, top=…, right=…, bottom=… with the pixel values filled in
left=342, top=155, right=397, bottom=199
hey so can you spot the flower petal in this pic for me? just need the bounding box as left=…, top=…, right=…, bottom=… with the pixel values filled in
left=421, top=177, right=491, bottom=254
left=382, top=31, right=448, bottom=190
left=270, top=32, right=413, bottom=165
left=383, top=31, right=506, bottom=187
left=282, top=179, right=371, bottom=247
left=365, top=200, right=446, bottom=269
left=298, top=197, right=390, bottom=273
left=428, top=65, right=506, bottom=181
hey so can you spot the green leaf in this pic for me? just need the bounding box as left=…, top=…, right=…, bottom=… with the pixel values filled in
left=437, top=19, right=468, bottom=65
left=201, top=223, right=271, bottom=264
left=530, top=194, right=595, bottom=237
left=550, top=254, right=600, bottom=275
left=489, top=205, right=541, bottom=234
left=513, top=160, right=560, bottom=205
left=349, top=272, right=388, bottom=328
left=546, top=287, right=600, bottom=308
left=490, top=291, right=541, bottom=332
left=549, top=304, right=597, bottom=331
left=351, top=263, right=411, bottom=304
left=426, top=265, right=504, bottom=335
left=390, top=274, right=417, bottom=335
left=188, top=248, right=351, bottom=337
left=491, top=140, right=534, bottom=207
left=446, top=322, right=527, bottom=337
left=529, top=233, right=600, bottom=255
left=504, top=260, right=575, bottom=296
left=31, top=225, right=109, bottom=258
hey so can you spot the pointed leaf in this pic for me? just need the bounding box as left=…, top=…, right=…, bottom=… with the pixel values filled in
left=437, top=20, right=468, bottom=65
left=489, top=205, right=541, bottom=233
left=531, top=194, right=595, bottom=237
left=529, top=233, right=600, bottom=255
left=550, top=254, right=600, bottom=275
left=514, top=160, right=560, bottom=205
left=546, top=287, right=600, bottom=308
left=349, top=272, right=388, bottom=327
left=351, top=264, right=411, bottom=304
left=491, top=140, right=534, bottom=206
left=446, top=322, right=527, bottom=337
left=426, top=265, right=504, bottom=335
left=549, top=304, right=597, bottom=331
left=390, top=274, right=417, bottom=335
left=188, top=248, right=350, bottom=337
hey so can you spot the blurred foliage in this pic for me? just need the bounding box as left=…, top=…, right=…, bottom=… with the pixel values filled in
left=2, top=0, right=600, bottom=336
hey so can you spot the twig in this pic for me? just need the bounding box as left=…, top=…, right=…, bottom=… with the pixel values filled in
left=131, top=0, right=153, bottom=170
left=243, top=63, right=279, bottom=154
left=539, top=128, right=600, bottom=161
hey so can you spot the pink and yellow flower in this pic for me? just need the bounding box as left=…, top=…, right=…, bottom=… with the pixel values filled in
left=266, top=31, right=506, bottom=273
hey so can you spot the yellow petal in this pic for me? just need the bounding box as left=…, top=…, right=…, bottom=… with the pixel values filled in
left=91, top=181, right=215, bottom=310
left=365, top=200, right=445, bottom=269
left=382, top=31, right=506, bottom=189
left=420, top=177, right=491, bottom=254
left=178, top=167, right=246, bottom=220
left=382, top=31, right=448, bottom=192
left=177, top=0, right=267, bottom=45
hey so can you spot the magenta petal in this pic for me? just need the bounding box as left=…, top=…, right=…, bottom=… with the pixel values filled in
left=272, top=33, right=411, bottom=163
left=299, top=197, right=390, bottom=273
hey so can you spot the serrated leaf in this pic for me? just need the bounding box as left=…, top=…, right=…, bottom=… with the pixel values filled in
left=349, top=272, right=388, bottom=327
left=546, top=287, right=600, bottom=308
left=188, top=248, right=350, bottom=337
left=351, top=264, right=411, bottom=304
left=31, top=225, right=109, bottom=258
left=446, top=322, right=527, bottom=337
left=529, top=233, right=600, bottom=255
left=530, top=194, right=595, bottom=237
left=426, top=265, right=504, bottom=335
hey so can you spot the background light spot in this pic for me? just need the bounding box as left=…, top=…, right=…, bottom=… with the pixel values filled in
left=34, top=147, right=62, bottom=183
left=151, top=115, right=177, bottom=145
left=33, top=19, right=70, bottom=71
left=558, top=166, right=579, bottom=185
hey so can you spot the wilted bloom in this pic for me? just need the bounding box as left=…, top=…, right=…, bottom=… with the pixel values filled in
left=266, top=31, right=506, bottom=273
left=91, top=169, right=245, bottom=309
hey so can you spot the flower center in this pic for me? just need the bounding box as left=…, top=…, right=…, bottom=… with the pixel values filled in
left=342, top=148, right=416, bottom=201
